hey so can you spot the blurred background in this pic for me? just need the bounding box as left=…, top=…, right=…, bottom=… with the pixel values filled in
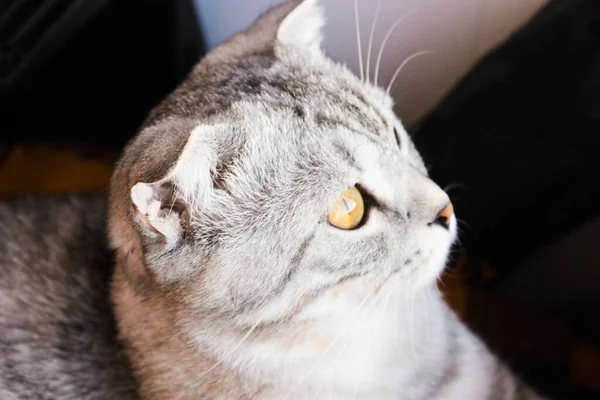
left=196, top=0, right=549, bottom=126
left=1, top=0, right=599, bottom=398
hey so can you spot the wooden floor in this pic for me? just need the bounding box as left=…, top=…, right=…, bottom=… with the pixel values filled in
left=1, top=142, right=598, bottom=399
left=0, top=143, right=117, bottom=198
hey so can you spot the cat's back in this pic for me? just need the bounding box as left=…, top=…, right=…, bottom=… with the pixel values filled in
left=0, top=195, right=137, bottom=399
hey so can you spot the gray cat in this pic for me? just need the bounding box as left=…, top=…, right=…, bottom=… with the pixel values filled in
left=0, top=196, right=137, bottom=399
left=0, top=0, right=546, bottom=399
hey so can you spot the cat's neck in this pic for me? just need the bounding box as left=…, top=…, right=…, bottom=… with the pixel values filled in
left=114, top=272, right=457, bottom=399
left=221, top=283, right=456, bottom=399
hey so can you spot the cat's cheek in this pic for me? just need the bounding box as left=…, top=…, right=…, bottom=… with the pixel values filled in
left=423, top=224, right=456, bottom=286
left=394, top=219, right=454, bottom=290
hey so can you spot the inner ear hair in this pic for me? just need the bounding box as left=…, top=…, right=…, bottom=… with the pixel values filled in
left=149, top=181, right=189, bottom=221
left=130, top=180, right=190, bottom=249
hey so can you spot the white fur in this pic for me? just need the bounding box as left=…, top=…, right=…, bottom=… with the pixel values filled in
left=277, top=0, right=325, bottom=54
left=131, top=182, right=182, bottom=248
left=130, top=181, right=155, bottom=216
left=170, top=125, right=220, bottom=208
left=200, top=283, right=506, bottom=400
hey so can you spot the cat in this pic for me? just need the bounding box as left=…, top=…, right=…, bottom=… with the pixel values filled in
left=0, top=196, right=138, bottom=399
left=0, top=0, right=545, bottom=399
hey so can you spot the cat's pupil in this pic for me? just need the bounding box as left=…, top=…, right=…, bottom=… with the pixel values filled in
left=393, top=127, right=401, bottom=148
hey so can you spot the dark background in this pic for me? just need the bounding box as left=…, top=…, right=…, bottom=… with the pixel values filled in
left=1, top=0, right=203, bottom=148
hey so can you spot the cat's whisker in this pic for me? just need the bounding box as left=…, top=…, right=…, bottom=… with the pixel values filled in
left=410, top=299, right=419, bottom=358
left=374, top=11, right=415, bottom=87
left=365, top=0, right=383, bottom=85
left=456, top=218, right=473, bottom=233
left=311, top=375, right=326, bottom=398
left=354, top=0, right=364, bottom=81
left=330, top=290, right=382, bottom=400
left=165, top=184, right=175, bottom=216
left=328, top=315, right=364, bottom=399
left=443, top=182, right=467, bottom=194
left=386, top=50, right=436, bottom=94
left=351, top=141, right=370, bottom=160
left=422, top=287, right=431, bottom=341
left=282, top=290, right=374, bottom=400
left=453, top=236, right=464, bottom=249
left=403, top=274, right=418, bottom=359
left=436, top=275, right=448, bottom=290
left=177, top=321, right=261, bottom=400
left=352, top=282, right=396, bottom=400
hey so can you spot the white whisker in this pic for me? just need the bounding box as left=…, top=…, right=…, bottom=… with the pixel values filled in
left=408, top=283, right=418, bottom=358
left=352, top=283, right=396, bottom=400
left=421, top=288, right=431, bottom=341
left=328, top=321, right=354, bottom=400
left=374, top=11, right=415, bottom=87
left=437, top=274, right=448, bottom=290
left=330, top=291, right=381, bottom=400
left=354, top=0, right=364, bottom=81
left=443, top=183, right=467, bottom=194
left=282, top=291, right=374, bottom=400
left=167, top=184, right=176, bottom=216
left=351, top=141, right=369, bottom=159
left=456, top=218, right=473, bottom=234
left=406, top=278, right=417, bottom=358
left=386, top=50, right=436, bottom=94
left=365, top=0, right=383, bottom=85
left=177, top=321, right=260, bottom=400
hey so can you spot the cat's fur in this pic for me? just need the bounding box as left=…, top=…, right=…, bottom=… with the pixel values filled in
left=0, top=196, right=138, bottom=399
left=1, top=0, right=544, bottom=399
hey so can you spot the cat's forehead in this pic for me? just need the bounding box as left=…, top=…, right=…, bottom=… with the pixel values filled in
left=213, top=55, right=396, bottom=138
left=210, top=52, right=391, bottom=113
left=207, top=54, right=408, bottom=177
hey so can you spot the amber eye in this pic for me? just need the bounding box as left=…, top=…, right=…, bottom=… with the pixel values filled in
left=328, top=186, right=365, bottom=230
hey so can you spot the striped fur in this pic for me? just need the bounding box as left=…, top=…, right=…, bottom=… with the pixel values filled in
left=0, top=0, right=547, bottom=399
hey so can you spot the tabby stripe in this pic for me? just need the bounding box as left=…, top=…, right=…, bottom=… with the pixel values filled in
left=280, top=232, right=316, bottom=288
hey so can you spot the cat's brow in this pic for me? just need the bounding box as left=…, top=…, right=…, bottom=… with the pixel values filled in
left=350, top=88, right=390, bottom=132
left=332, top=143, right=360, bottom=170
left=355, top=183, right=403, bottom=222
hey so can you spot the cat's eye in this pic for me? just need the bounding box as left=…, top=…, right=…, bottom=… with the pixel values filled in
left=328, top=186, right=365, bottom=230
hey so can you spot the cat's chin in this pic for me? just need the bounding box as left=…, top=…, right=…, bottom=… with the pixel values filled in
left=403, top=213, right=458, bottom=291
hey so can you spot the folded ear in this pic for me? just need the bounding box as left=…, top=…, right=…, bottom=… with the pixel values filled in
left=129, top=124, right=219, bottom=250
left=277, top=0, right=325, bottom=54
left=131, top=180, right=188, bottom=249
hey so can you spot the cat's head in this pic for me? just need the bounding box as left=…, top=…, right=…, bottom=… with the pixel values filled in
left=109, top=0, right=455, bottom=327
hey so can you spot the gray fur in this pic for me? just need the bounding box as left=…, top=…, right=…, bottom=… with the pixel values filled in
left=0, top=196, right=137, bottom=399
left=0, top=0, right=546, bottom=399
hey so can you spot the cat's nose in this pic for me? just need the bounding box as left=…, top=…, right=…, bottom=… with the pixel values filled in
left=431, top=202, right=454, bottom=230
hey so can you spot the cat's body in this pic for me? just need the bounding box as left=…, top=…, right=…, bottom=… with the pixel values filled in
left=0, top=196, right=137, bottom=399
left=0, top=0, right=545, bottom=399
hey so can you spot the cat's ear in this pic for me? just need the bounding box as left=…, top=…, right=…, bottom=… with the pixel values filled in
left=277, top=0, right=325, bottom=54
left=130, top=180, right=188, bottom=249
left=202, top=0, right=325, bottom=64
left=129, top=125, right=217, bottom=249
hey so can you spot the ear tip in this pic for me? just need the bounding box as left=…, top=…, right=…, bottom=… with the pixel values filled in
left=297, top=0, right=326, bottom=24
left=130, top=182, right=156, bottom=215
left=277, top=0, right=326, bottom=51
left=131, top=182, right=150, bottom=200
